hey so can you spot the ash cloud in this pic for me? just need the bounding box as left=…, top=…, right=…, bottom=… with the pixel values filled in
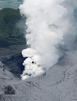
left=19, top=0, right=77, bottom=80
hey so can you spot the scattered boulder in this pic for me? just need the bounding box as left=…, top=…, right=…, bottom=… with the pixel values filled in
left=4, top=85, right=15, bottom=95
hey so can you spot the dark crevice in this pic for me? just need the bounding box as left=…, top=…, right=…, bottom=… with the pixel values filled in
left=0, top=53, right=25, bottom=78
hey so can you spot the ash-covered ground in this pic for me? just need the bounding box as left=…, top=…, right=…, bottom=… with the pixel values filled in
left=0, top=46, right=77, bottom=101
left=0, top=0, right=77, bottom=101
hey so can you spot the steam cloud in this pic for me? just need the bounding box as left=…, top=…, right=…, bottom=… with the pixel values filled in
left=19, top=0, right=77, bottom=80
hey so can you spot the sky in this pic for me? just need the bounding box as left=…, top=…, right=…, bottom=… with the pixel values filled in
left=0, top=0, right=23, bottom=9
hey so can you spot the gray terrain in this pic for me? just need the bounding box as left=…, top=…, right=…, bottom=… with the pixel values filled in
left=0, top=0, right=77, bottom=101
left=0, top=47, right=77, bottom=101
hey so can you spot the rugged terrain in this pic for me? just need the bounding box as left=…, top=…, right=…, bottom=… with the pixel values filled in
left=0, top=2, right=77, bottom=101
left=0, top=49, right=77, bottom=101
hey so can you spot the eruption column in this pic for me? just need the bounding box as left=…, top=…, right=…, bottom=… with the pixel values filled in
left=19, top=0, right=69, bottom=80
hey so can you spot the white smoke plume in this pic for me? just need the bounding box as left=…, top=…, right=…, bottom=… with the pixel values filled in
left=19, top=0, right=77, bottom=80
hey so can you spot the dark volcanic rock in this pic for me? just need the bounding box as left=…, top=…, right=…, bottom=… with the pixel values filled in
left=0, top=53, right=25, bottom=77
left=4, top=85, right=15, bottom=95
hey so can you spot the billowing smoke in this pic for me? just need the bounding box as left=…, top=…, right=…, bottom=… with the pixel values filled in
left=19, top=0, right=77, bottom=80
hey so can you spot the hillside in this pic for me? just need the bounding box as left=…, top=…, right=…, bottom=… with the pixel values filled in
left=0, top=8, right=26, bottom=47
left=0, top=51, right=77, bottom=101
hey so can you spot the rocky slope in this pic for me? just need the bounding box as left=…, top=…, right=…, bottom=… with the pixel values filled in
left=0, top=45, right=26, bottom=77
left=0, top=50, right=77, bottom=101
